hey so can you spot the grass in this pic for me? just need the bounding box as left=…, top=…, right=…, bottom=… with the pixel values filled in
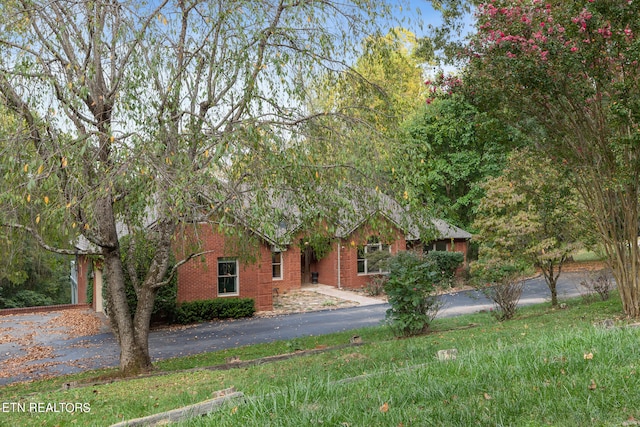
left=571, top=248, right=607, bottom=262
left=1, top=295, right=639, bottom=426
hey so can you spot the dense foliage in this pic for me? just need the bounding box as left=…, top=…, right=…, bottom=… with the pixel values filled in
left=425, top=250, right=464, bottom=284
left=384, top=250, right=462, bottom=336
left=474, top=149, right=587, bottom=306
left=457, top=0, right=640, bottom=317
left=397, top=93, right=522, bottom=227
left=0, top=235, right=71, bottom=309
left=175, top=298, right=256, bottom=324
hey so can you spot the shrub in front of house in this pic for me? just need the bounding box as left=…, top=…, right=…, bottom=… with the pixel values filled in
left=383, top=251, right=446, bottom=337
left=425, top=251, right=464, bottom=284
left=175, top=297, right=256, bottom=324
left=472, top=261, right=526, bottom=321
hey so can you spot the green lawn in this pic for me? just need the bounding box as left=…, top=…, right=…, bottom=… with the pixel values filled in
left=1, top=295, right=638, bottom=426
left=571, top=248, right=607, bottom=262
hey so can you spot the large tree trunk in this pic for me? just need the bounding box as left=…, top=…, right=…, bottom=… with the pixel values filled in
left=606, top=239, right=640, bottom=318
left=96, top=196, right=153, bottom=374
left=103, top=249, right=153, bottom=374
left=131, top=220, right=177, bottom=365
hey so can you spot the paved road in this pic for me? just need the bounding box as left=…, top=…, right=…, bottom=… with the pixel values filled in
left=0, top=271, right=595, bottom=386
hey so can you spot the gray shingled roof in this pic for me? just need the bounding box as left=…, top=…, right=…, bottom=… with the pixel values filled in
left=333, top=191, right=471, bottom=241
left=76, top=189, right=471, bottom=251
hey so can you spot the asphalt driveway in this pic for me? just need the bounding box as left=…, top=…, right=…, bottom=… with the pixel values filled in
left=0, top=271, right=598, bottom=386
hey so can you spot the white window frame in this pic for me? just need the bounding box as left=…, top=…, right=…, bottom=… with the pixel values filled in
left=427, top=241, right=449, bottom=252
left=272, top=251, right=283, bottom=280
left=217, top=258, right=239, bottom=296
left=357, top=240, right=391, bottom=275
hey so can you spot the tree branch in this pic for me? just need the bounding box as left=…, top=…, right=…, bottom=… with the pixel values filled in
left=151, top=250, right=216, bottom=289
left=0, top=223, right=98, bottom=256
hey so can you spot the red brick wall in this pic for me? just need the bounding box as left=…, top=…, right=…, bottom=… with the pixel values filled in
left=452, top=239, right=470, bottom=271
left=175, top=223, right=302, bottom=311
left=316, top=219, right=407, bottom=290
left=0, top=304, right=92, bottom=316
left=315, top=245, right=339, bottom=287
left=273, top=247, right=302, bottom=294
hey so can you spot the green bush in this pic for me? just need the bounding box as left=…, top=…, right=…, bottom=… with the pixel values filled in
left=425, top=251, right=464, bottom=280
left=175, top=298, right=256, bottom=324
left=1, top=289, right=54, bottom=308
left=384, top=251, right=445, bottom=337
left=472, top=261, right=527, bottom=321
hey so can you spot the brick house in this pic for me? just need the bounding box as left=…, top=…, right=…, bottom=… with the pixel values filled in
left=174, top=206, right=471, bottom=311
left=75, top=196, right=472, bottom=312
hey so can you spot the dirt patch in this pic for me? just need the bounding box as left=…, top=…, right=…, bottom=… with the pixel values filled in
left=341, top=352, right=368, bottom=362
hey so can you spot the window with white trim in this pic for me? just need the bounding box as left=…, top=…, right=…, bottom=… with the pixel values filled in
left=218, top=258, right=238, bottom=295
left=426, top=241, right=448, bottom=252
left=357, top=238, right=391, bottom=275
left=272, top=251, right=283, bottom=280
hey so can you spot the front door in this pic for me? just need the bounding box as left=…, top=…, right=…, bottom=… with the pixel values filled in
left=301, top=246, right=313, bottom=284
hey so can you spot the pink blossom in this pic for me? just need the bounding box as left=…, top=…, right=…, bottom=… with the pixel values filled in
left=570, top=46, right=579, bottom=52
left=598, top=24, right=612, bottom=38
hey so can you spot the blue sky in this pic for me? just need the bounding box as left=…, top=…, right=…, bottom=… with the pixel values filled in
left=381, top=0, right=444, bottom=38
left=401, top=0, right=443, bottom=35
left=388, top=0, right=475, bottom=39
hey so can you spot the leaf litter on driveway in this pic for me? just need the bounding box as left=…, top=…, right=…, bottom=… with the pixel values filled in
left=0, top=309, right=109, bottom=380
left=1, top=289, right=370, bottom=383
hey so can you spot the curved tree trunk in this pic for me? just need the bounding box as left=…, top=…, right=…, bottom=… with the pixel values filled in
left=103, top=249, right=153, bottom=374
left=131, top=220, right=177, bottom=367
left=96, top=195, right=153, bottom=375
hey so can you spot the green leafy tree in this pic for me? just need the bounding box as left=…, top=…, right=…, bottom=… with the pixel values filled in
left=474, top=150, right=587, bottom=306
left=0, top=0, right=399, bottom=374
left=396, top=93, right=522, bottom=227
left=457, top=0, right=640, bottom=317
left=308, top=28, right=427, bottom=199
left=0, top=106, right=71, bottom=308
left=317, top=29, right=425, bottom=140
